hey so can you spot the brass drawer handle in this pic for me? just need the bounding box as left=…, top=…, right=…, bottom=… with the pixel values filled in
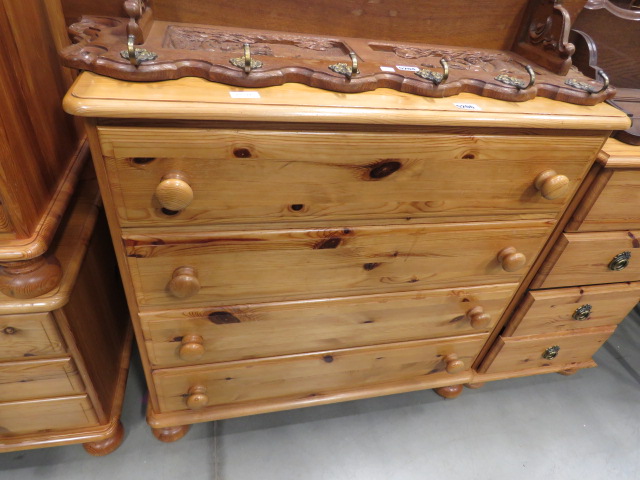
left=444, top=353, right=465, bottom=374
left=542, top=345, right=560, bottom=360
left=186, top=385, right=208, bottom=410
left=179, top=334, right=205, bottom=361
left=572, top=304, right=592, bottom=321
left=609, top=251, right=631, bottom=271
left=534, top=169, right=570, bottom=200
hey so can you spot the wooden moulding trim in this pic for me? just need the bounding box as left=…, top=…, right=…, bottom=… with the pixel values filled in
left=62, top=73, right=632, bottom=131
left=0, top=141, right=88, bottom=261
left=0, top=326, right=133, bottom=453
left=0, top=171, right=101, bottom=314
left=472, top=360, right=597, bottom=383
left=147, top=370, right=474, bottom=427
left=601, top=138, right=640, bottom=168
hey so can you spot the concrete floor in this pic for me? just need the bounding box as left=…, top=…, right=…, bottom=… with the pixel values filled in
left=2, top=310, right=639, bottom=480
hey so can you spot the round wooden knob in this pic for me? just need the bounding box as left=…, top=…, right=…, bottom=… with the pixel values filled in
left=497, top=247, right=527, bottom=272
left=186, top=385, right=208, bottom=410
left=467, top=306, right=492, bottom=329
left=155, top=172, right=193, bottom=212
left=168, top=266, right=200, bottom=299
left=444, top=354, right=465, bottom=374
left=534, top=170, right=570, bottom=200
left=179, top=334, right=205, bottom=361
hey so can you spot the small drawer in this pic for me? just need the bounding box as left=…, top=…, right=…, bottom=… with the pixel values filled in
left=98, top=127, right=598, bottom=227
left=0, top=313, right=65, bottom=361
left=126, top=221, right=549, bottom=308
left=504, top=282, right=640, bottom=337
left=0, top=395, right=98, bottom=436
left=482, top=326, right=615, bottom=374
left=152, top=334, right=487, bottom=413
left=142, top=284, right=517, bottom=367
left=0, top=358, right=85, bottom=402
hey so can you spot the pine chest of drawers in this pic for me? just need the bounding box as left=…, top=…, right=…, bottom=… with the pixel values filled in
left=64, top=72, right=630, bottom=440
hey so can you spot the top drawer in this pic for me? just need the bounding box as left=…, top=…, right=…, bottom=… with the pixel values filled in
left=98, top=127, right=600, bottom=228
left=0, top=313, right=65, bottom=361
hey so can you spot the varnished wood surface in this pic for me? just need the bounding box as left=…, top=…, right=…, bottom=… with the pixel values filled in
left=142, top=284, right=517, bottom=367
left=64, top=73, right=631, bottom=130
left=125, top=221, right=551, bottom=308
left=481, top=326, right=615, bottom=374
left=98, top=127, right=599, bottom=227
left=0, top=395, right=98, bottom=437
left=82, top=420, right=124, bottom=456
left=0, top=313, right=65, bottom=361
left=533, top=230, right=640, bottom=289
left=600, top=138, right=640, bottom=168
left=152, top=334, right=487, bottom=413
left=0, top=357, right=84, bottom=402
left=0, top=0, right=82, bottom=240
left=504, top=282, right=640, bottom=337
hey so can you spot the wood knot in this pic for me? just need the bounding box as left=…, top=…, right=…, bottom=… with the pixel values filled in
left=462, top=153, right=476, bottom=160
left=289, top=204, right=305, bottom=212
left=363, top=262, right=381, bottom=271
left=233, top=148, right=252, bottom=158
left=208, top=311, right=241, bottom=324
left=323, top=355, right=334, bottom=363
left=3, top=327, right=16, bottom=335
left=132, top=157, right=155, bottom=164
left=315, top=237, right=342, bottom=249
left=368, top=160, right=401, bottom=180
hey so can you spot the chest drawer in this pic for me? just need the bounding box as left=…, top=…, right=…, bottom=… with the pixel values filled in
left=98, top=127, right=598, bottom=227
left=505, top=282, right=640, bottom=337
left=141, top=284, right=517, bottom=367
left=0, top=395, right=98, bottom=436
left=152, top=334, right=487, bottom=413
left=482, top=326, right=615, bottom=374
left=533, top=231, right=640, bottom=289
left=568, top=169, right=640, bottom=232
left=0, top=313, right=65, bottom=361
left=126, top=221, right=549, bottom=308
left=0, top=357, right=84, bottom=402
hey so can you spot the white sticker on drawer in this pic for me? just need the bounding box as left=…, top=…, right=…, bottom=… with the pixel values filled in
left=396, top=65, right=420, bottom=72
left=229, top=91, right=261, bottom=99
left=380, top=66, right=395, bottom=72
left=454, top=103, right=482, bottom=111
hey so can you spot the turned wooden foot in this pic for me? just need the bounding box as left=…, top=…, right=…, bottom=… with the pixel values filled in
left=434, top=384, right=464, bottom=399
left=151, top=424, right=191, bottom=443
left=464, top=382, right=486, bottom=389
left=83, top=421, right=125, bottom=456
left=0, top=255, right=62, bottom=298
left=558, top=367, right=580, bottom=376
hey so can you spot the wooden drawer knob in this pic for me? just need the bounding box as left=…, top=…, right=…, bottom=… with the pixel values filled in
left=168, top=266, right=200, bottom=299
left=179, top=334, right=205, bottom=361
left=534, top=170, right=570, bottom=200
left=497, top=247, right=526, bottom=272
left=186, top=385, right=208, bottom=410
left=155, top=172, right=193, bottom=212
left=444, top=354, right=465, bottom=374
left=467, top=306, right=492, bottom=329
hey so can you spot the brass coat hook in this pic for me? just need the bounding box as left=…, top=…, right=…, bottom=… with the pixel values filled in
left=565, top=69, right=610, bottom=94
left=416, top=58, right=449, bottom=85
left=495, top=65, right=536, bottom=90
left=329, top=52, right=360, bottom=79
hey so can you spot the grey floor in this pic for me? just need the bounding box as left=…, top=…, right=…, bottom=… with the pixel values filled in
left=2, top=311, right=639, bottom=480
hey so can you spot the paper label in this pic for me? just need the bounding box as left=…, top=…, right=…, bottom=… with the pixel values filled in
left=396, top=65, right=420, bottom=72
left=453, top=103, right=482, bottom=111
left=380, top=66, right=395, bottom=72
left=229, top=91, right=261, bottom=99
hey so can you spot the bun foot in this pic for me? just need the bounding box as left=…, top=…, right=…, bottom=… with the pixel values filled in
left=464, top=382, right=486, bottom=389
left=434, top=384, right=464, bottom=399
left=151, top=424, right=191, bottom=443
left=83, top=421, right=125, bottom=456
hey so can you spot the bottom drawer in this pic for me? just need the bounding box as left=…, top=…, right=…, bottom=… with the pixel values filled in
left=482, top=326, right=615, bottom=374
left=0, top=358, right=85, bottom=402
left=153, top=334, right=487, bottom=413
left=0, top=395, right=98, bottom=436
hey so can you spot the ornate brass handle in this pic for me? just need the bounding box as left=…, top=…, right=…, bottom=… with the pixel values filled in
left=542, top=345, right=560, bottom=360
left=572, top=304, right=592, bottom=321
left=329, top=52, right=360, bottom=79
left=609, top=251, right=631, bottom=271
left=415, top=58, right=449, bottom=85
left=495, top=65, right=536, bottom=90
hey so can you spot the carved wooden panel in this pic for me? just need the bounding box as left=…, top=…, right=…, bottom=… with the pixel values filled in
left=61, top=15, right=615, bottom=105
